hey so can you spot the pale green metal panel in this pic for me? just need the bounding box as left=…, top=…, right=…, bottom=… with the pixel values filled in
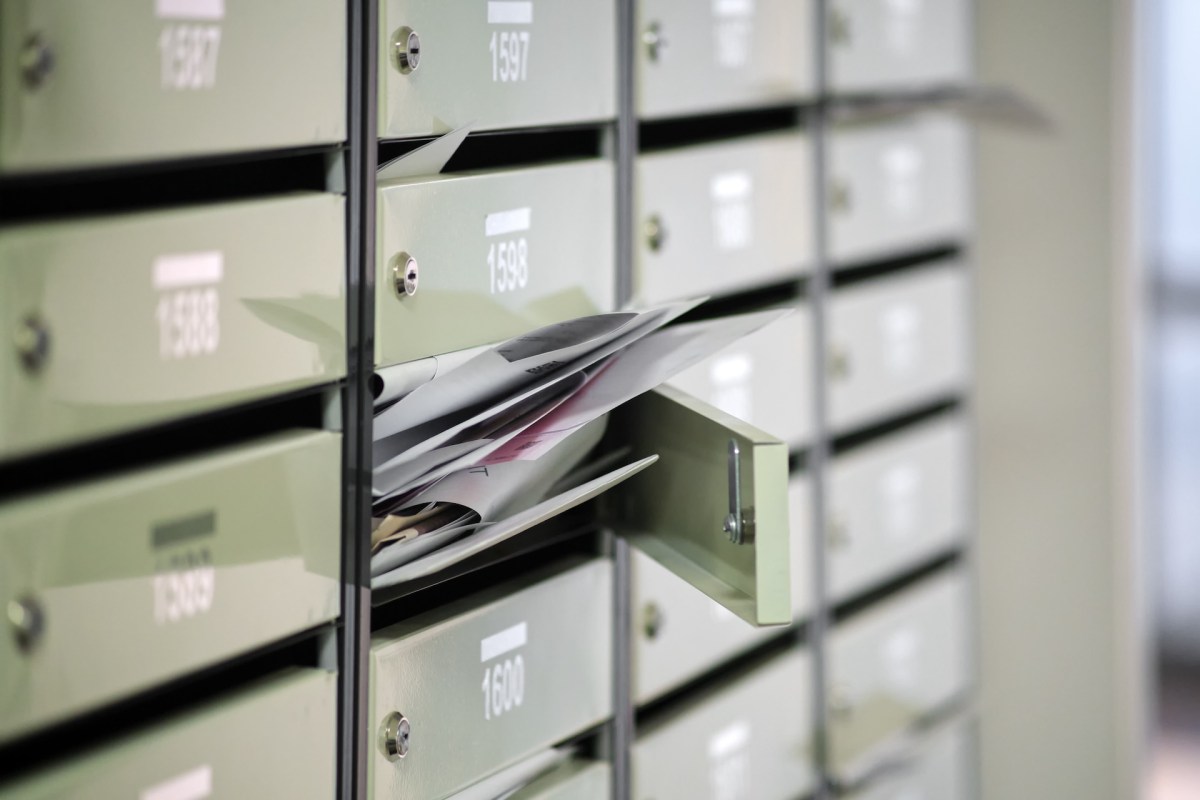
left=843, top=719, right=973, bottom=800
left=827, top=0, right=971, bottom=95
left=376, top=161, right=614, bottom=366
left=608, top=386, right=792, bottom=627
left=509, top=760, right=611, bottom=800
left=0, top=430, right=341, bottom=743
left=635, top=133, right=814, bottom=306
left=826, top=263, right=967, bottom=433
left=827, top=114, right=970, bottom=265
left=0, top=0, right=346, bottom=173
left=378, top=0, right=616, bottom=138
left=0, top=669, right=337, bottom=799
left=632, top=650, right=815, bottom=800
left=370, top=559, right=613, bottom=800
left=828, top=415, right=968, bottom=602
left=0, top=193, right=346, bottom=459
left=827, top=571, right=971, bottom=780
left=636, top=0, right=815, bottom=119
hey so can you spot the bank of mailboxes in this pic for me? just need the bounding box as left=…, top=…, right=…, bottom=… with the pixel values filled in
left=0, top=0, right=347, bottom=173
left=0, top=669, right=338, bottom=799
left=0, top=194, right=347, bottom=459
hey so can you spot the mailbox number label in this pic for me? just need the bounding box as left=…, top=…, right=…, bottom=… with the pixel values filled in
left=489, top=31, right=531, bottom=82
left=158, top=25, right=221, bottom=90
left=153, top=251, right=223, bottom=360
left=487, top=238, right=529, bottom=294
left=480, top=621, right=528, bottom=721
left=154, top=548, right=216, bottom=624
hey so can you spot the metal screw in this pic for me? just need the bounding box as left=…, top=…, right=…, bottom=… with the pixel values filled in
left=392, top=253, right=419, bottom=298
left=380, top=711, right=411, bottom=760
left=7, top=596, right=44, bottom=653
left=643, top=22, right=667, bottom=62
left=14, top=316, right=50, bottom=372
left=723, top=513, right=739, bottom=543
left=395, top=28, right=422, bottom=73
left=642, top=602, right=664, bottom=640
left=644, top=215, right=667, bottom=252
left=19, top=34, right=55, bottom=90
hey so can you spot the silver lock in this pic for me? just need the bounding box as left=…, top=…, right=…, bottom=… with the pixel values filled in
left=395, top=27, right=422, bottom=73
left=7, top=596, right=45, bottom=654
left=393, top=253, right=419, bottom=299
left=642, top=602, right=664, bottom=640
left=379, top=711, right=411, bottom=760
left=20, top=34, right=55, bottom=90
left=15, top=316, right=50, bottom=373
left=644, top=215, right=668, bottom=252
left=643, top=21, right=667, bottom=62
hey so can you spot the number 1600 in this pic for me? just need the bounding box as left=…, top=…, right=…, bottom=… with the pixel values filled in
left=481, top=654, right=525, bottom=720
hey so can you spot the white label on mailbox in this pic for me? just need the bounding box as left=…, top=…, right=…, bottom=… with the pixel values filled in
left=481, top=622, right=528, bottom=721
left=885, top=0, right=925, bottom=53
left=141, top=765, right=213, bottom=800
left=480, top=621, right=528, bottom=661
left=881, top=461, right=922, bottom=541
left=882, top=143, right=925, bottom=216
left=708, top=720, right=752, bottom=800
left=156, top=0, right=224, bottom=19
left=709, top=353, right=754, bottom=422
left=486, top=207, right=531, bottom=294
left=882, top=626, right=921, bottom=694
left=711, top=171, right=754, bottom=251
left=712, top=0, right=755, bottom=68
left=489, top=2, right=532, bottom=82
left=488, top=1, right=533, bottom=24
left=880, top=303, right=921, bottom=374
left=154, top=252, right=222, bottom=360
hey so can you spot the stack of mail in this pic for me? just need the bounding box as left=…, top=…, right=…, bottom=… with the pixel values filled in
left=370, top=298, right=788, bottom=589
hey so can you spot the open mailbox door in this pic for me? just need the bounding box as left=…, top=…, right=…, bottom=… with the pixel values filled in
left=605, top=385, right=792, bottom=626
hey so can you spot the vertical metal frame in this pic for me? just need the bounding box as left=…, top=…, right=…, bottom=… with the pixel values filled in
left=339, top=0, right=379, bottom=798
left=808, top=2, right=834, bottom=798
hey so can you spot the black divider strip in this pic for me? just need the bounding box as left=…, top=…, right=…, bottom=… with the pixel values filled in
left=638, top=105, right=807, bottom=151
left=830, top=244, right=965, bottom=287
left=831, top=550, right=964, bottom=624
left=377, top=124, right=607, bottom=176
left=830, top=398, right=962, bottom=456
left=0, top=387, right=332, bottom=501
left=0, top=147, right=339, bottom=224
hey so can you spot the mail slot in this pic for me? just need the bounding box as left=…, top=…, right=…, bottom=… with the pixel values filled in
left=828, top=113, right=970, bottom=265
left=843, top=719, right=973, bottom=800
left=510, top=760, right=610, bottom=800
left=827, top=0, right=970, bottom=95
left=636, top=0, right=814, bottom=119
left=379, top=0, right=616, bottom=138
left=0, top=0, right=346, bottom=172
left=0, top=193, right=346, bottom=460
left=633, top=650, right=815, bottom=800
left=376, top=160, right=615, bottom=366
left=0, top=669, right=337, bottom=799
left=370, top=558, right=612, bottom=800
left=828, top=415, right=967, bottom=602
left=827, top=571, right=971, bottom=778
left=636, top=132, right=814, bottom=305
left=826, top=263, right=967, bottom=433
left=631, top=477, right=809, bottom=705
left=0, top=429, right=340, bottom=743
left=667, top=307, right=812, bottom=448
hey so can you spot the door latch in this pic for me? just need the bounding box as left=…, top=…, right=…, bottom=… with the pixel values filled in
left=723, top=439, right=755, bottom=545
